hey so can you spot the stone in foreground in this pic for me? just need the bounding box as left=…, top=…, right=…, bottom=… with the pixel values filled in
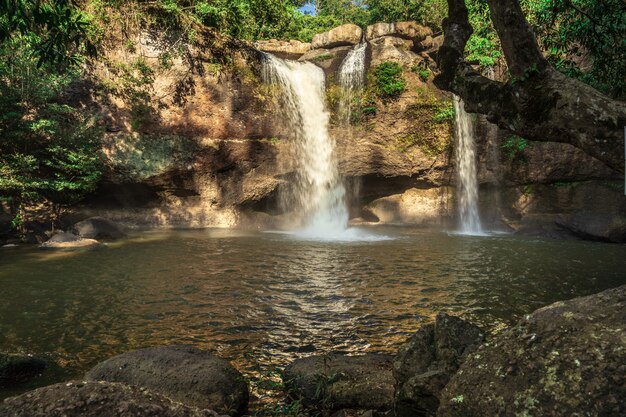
left=283, top=354, right=394, bottom=412
left=438, top=285, right=626, bottom=417
left=0, top=380, right=224, bottom=417
left=393, top=313, right=484, bottom=417
left=72, top=216, right=127, bottom=240
left=39, top=232, right=101, bottom=250
left=85, top=345, right=248, bottom=416
left=0, top=353, right=47, bottom=387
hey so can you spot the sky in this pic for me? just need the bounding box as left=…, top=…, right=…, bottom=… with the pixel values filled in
left=299, top=2, right=316, bottom=15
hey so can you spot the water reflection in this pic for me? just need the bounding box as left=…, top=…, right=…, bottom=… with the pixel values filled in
left=0, top=227, right=625, bottom=398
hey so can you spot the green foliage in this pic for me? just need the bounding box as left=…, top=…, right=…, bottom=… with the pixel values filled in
left=374, top=61, right=406, bottom=98
left=432, top=101, right=455, bottom=123
left=502, top=135, right=528, bottom=159
left=312, top=53, right=334, bottom=62
left=411, top=61, right=432, bottom=82
left=465, top=0, right=503, bottom=68
left=0, top=37, right=103, bottom=212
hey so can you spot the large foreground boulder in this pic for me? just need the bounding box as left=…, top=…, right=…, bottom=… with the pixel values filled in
left=0, top=353, right=47, bottom=387
left=312, top=24, right=362, bottom=49
left=556, top=212, right=626, bottom=243
left=85, top=345, right=248, bottom=416
left=72, top=216, right=126, bottom=240
left=39, top=232, right=101, bottom=250
left=438, top=285, right=626, bottom=417
left=0, top=381, right=224, bottom=417
left=283, top=354, right=394, bottom=412
left=393, top=313, right=483, bottom=417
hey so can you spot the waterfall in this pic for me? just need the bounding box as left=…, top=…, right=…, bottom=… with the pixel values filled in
left=453, top=95, right=483, bottom=235
left=262, top=54, right=349, bottom=237
left=338, top=42, right=366, bottom=91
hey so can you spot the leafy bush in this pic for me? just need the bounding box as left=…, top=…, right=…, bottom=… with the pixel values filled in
left=502, top=135, right=529, bottom=159
left=374, top=62, right=406, bottom=98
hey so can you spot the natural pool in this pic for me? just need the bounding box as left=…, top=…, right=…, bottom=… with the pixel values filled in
left=1, top=227, right=625, bottom=399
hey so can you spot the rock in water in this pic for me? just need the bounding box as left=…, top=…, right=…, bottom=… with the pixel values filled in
left=283, top=354, right=394, bottom=412
left=0, top=353, right=47, bottom=386
left=39, top=232, right=101, bottom=250
left=85, top=345, right=248, bottom=416
left=393, top=313, right=483, bottom=417
left=72, top=217, right=126, bottom=240
left=438, top=285, right=626, bottom=417
left=0, top=381, right=224, bottom=417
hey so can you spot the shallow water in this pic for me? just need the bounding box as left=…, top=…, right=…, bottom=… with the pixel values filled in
left=1, top=226, right=625, bottom=398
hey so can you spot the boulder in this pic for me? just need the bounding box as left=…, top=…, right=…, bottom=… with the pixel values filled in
left=556, top=212, right=626, bottom=243
left=72, top=216, right=126, bottom=240
left=366, top=188, right=453, bottom=226
left=0, top=380, right=224, bottom=417
left=394, top=22, right=432, bottom=42
left=312, top=24, right=362, bottom=49
left=39, top=232, right=101, bottom=250
left=393, top=313, right=483, bottom=417
left=85, top=345, right=248, bottom=416
left=283, top=354, right=394, bottom=412
left=0, top=353, right=47, bottom=386
left=365, top=23, right=396, bottom=40
left=438, top=286, right=626, bottom=417
left=299, top=46, right=354, bottom=76
left=369, top=36, right=416, bottom=66
left=255, top=39, right=311, bottom=59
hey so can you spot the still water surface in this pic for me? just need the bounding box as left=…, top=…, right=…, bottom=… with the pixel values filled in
left=1, top=227, right=625, bottom=397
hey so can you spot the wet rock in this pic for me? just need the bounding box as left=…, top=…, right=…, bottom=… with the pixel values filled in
left=0, top=380, right=224, bottom=417
left=283, top=354, right=394, bottom=412
left=556, top=211, right=626, bottom=243
left=39, top=232, right=101, bottom=250
left=312, top=24, right=362, bottom=49
left=255, top=39, right=311, bottom=59
left=438, top=285, right=626, bottom=417
left=85, top=345, right=248, bottom=416
left=366, top=188, right=453, bottom=226
left=0, top=353, right=47, bottom=386
left=393, top=313, right=483, bottom=417
left=72, top=216, right=126, bottom=240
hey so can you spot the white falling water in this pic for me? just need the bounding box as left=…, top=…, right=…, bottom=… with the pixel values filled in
left=338, top=42, right=367, bottom=91
left=453, top=95, right=483, bottom=235
left=262, top=54, right=349, bottom=238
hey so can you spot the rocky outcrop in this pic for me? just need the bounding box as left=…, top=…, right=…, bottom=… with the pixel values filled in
left=85, top=345, right=249, bottom=416
left=369, top=36, right=416, bottom=66
left=283, top=354, right=395, bottom=412
left=438, top=286, right=626, bottom=417
left=366, top=187, right=453, bottom=226
left=254, top=39, right=311, bottom=59
left=365, top=22, right=433, bottom=43
left=39, top=232, right=101, bottom=250
left=312, top=24, right=363, bottom=49
left=556, top=211, right=626, bottom=243
left=393, top=313, right=484, bottom=417
left=72, top=217, right=126, bottom=240
left=0, top=353, right=47, bottom=387
left=0, top=381, right=225, bottom=417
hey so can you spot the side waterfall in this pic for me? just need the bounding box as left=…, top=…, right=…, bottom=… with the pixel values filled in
left=262, top=54, right=349, bottom=237
left=338, top=42, right=367, bottom=93
left=453, top=95, right=483, bottom=234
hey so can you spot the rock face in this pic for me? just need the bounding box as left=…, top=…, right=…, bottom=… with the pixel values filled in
left=556, top=211, right=626, bottom=243
left=366, top=188, right=453, bottom=226
left=438, top=286, right=626, bottom=417
left=393, top=313, right=484, bottom=417
left=254, top=39, right=311, bottom=59
left=85, top=345, right=248, bottom=416
left=72, top=216, right=126, bottom=240
left=0, top=381, right=224, bottom=417
left=283, top=354, right=395, bottom=412
left=312, top=24, right=362, bottom=49
left=369, top=36, right=416, bottom=66
left=39, top=232, right=101, bottom=250
left=0, top=353, right=47, bottom=387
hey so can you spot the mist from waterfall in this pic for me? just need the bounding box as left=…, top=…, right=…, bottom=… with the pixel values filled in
left=262, top=54, right=349, bottom=238
left=454, top=95, right=483, bottom=235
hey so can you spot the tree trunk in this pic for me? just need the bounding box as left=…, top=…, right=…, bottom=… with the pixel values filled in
left=434, top=0, right=626, bottom=173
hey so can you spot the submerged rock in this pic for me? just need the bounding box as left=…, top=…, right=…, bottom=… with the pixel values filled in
left=438, top=285, right=626, bottom=417
left=0, top=380, right=224, bottom=417
left=72, top=216, right=126, bottom=241
left=0, top=353, right=47, bottom=387
left=39, top=232, right=101, bottom=250
left=85, top=345, right=248, bottom=416
left=283, top=354, right=394, bottom=412
left=393, top=313, right=484, bottom=417
left=556, top=211, right=626, bottom=243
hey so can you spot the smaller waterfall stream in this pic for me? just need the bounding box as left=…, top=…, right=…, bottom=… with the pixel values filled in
left=454, top=95, right=483, bottom=235
left=339, top=42, right=367, bottom=91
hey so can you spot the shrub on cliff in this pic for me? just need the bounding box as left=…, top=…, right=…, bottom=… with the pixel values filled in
left=374, top=61, right=406, bottom=98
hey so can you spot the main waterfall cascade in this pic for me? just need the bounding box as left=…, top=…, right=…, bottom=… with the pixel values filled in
left=453, top=95, right=484, bottom=235
left=262, top=53, right=349, bottom=238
